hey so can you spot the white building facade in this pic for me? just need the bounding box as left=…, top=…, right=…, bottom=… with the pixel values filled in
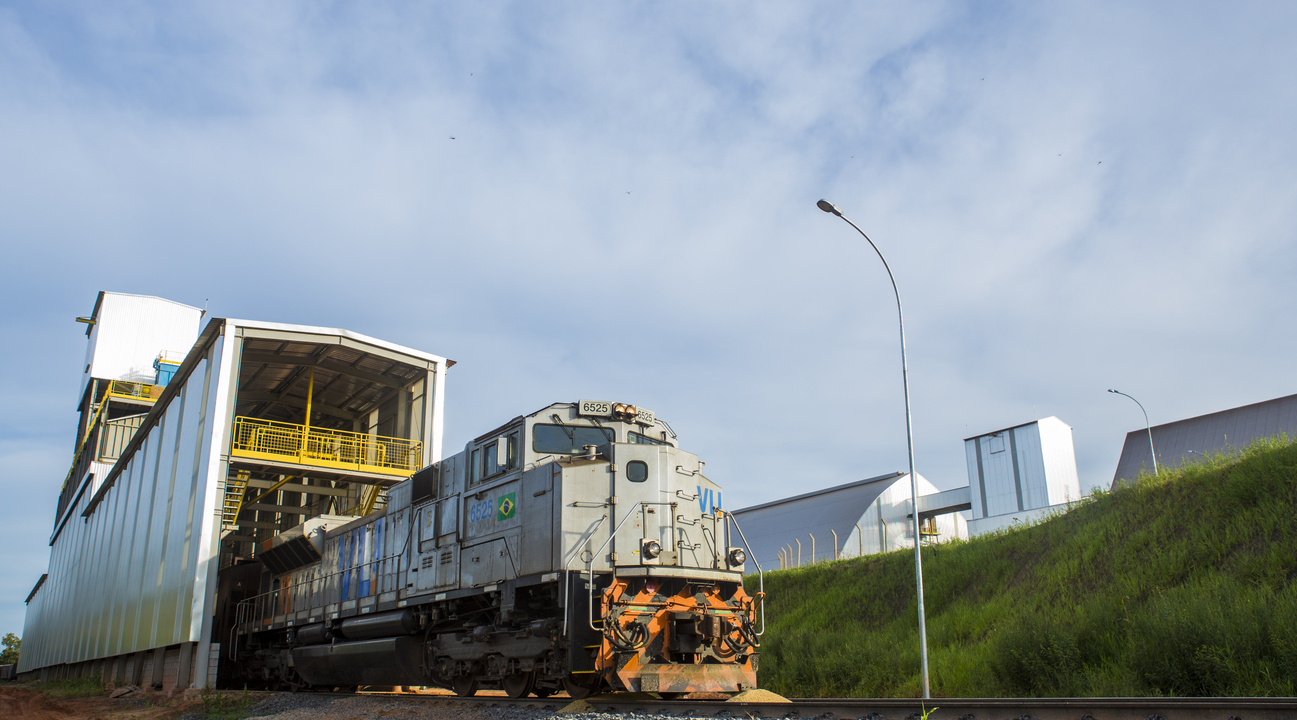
left=964, top=416, right=1082, bottom=535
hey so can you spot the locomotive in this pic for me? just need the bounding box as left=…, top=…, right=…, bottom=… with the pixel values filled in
left=216, top=401, right=764, bottom=697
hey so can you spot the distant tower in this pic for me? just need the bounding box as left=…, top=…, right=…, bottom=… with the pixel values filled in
left=964, top=416, right=1081, bottom=535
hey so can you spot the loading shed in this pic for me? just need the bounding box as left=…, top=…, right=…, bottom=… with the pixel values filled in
left=20, top=292, right=451, bottom=689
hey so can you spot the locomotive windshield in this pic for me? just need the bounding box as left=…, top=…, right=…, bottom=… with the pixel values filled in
left=627, top=431, right=669, bottom=446
left=533, top=423, right=615, bottom=454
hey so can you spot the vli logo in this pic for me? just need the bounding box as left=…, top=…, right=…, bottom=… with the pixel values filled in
left=696, top=486, right=721, bottom=513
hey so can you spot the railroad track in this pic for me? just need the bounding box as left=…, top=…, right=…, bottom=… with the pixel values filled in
left=324, top=690, right=1297, bottom=720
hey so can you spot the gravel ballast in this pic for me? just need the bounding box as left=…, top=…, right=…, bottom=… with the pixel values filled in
left=209, top=693, right=720, bottom=720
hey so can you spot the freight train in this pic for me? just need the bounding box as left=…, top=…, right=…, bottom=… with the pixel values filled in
left=215, top=401, right=763, bottom=697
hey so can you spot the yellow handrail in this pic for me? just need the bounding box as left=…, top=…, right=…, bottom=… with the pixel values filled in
left=230, top=416, right=422, bottom=477
left=105, top=380, right=161, bottom=403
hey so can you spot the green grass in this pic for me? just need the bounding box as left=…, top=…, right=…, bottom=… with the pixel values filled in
left=29, top=673, right=107, bottom=698
left=748, top=435, right=1297, bottom=698
left=199, top=687, right=261, bottom=720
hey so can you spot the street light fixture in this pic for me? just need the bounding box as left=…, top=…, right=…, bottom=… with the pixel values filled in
left=816, top=198, right=931, bottom=699
left=1109, top=389, right=1158, bottom=475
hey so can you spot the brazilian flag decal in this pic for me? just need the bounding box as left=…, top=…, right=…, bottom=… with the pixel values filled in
left=497, top=492, right=517, bottom=521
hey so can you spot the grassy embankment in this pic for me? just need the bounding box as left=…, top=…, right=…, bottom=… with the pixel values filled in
left=750, top=435, right=1297, bottom=697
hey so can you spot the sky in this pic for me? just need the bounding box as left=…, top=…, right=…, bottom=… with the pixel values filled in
left=3, top=2, right=1297, bottom=639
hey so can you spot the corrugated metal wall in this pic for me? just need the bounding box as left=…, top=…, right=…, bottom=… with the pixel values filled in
left=20, top=338, right=225, bottom=673
left=23, top=316, right=448, bottom=684
left=965, top=417, right=1080, bottom=519
left=1111, top=393, right=1297, bottom=488
left=80, top=292, right=202, bottom=397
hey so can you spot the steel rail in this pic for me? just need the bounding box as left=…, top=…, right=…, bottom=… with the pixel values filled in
left=300, top=690, right=1297, bottom=719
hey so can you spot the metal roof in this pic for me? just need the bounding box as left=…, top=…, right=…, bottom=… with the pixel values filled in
left=963, top=416, right=1065, bottom=442
left=732, top=471, right=906, bottom=568
left=237, top=335, right=426, bottom=430
left=1112, top=391, right=1297, bottom=487
left=733, top=471, right=904, bottom=514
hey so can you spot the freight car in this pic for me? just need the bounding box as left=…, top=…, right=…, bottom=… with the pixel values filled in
left=216, top=401, right=764, bottom=697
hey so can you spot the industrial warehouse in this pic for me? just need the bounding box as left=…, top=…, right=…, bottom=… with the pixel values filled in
left=733, top=416, right=1083, bottom=569
left=20, top=292, right=450, bottom=688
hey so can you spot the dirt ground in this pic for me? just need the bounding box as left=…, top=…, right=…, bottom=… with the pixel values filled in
left=0, top=684, right=235, bottom=720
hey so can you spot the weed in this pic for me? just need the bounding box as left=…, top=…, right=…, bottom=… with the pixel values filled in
left=750, top=435, right=1297, bottom=698
left=199, top=685, right=258, bottom=720
left=32, top=673, right=105, bottom=698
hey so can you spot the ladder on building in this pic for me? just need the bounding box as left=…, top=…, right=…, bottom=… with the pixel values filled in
left=359, top=485, right=386, bottom=515
left=223, top=471, right=250, bottom=526
left=342, top=485, right=387, bottom=516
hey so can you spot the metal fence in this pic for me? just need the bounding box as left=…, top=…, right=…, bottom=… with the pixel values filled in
left=104, top=379, right=161, bottom=403
left=231, top=416, right=422, bottom=476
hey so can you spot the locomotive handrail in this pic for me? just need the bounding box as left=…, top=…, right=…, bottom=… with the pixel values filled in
left=230, top=599, right=246, bottom=660
left=398, top=507, right=421, bottom=560
left=701, top=523, right=719, bottom=567
left=584, top=502, right=647, bottom=631
left=723, top=510, right=765, bottom=636
left=234, top=542, right=410, bottom=632
left=583, top=501, right=690, bottom=632
left=232, top=505, right=429, bottom=632
left=562, top=513, right=607, bottom=637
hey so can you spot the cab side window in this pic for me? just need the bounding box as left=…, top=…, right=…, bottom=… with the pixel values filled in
left=627, top=460, right=649, bottom=482
left=471, top=431, right=522, bottom=485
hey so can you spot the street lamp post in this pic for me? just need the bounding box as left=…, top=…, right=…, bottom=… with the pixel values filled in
left=1108, top=389, right=1158, bottom=475
left=817, top=199, right=931, bottom=699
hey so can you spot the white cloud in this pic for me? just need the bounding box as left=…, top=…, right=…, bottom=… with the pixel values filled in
left=2, top=1, right=1296, bottom=636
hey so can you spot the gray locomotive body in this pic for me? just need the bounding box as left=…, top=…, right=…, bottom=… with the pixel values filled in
left=220, top=401, right=761, bottom=697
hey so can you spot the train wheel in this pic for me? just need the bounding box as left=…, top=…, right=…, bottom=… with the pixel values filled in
left=501, top=671, right=536, bottom=699
left=561, top=674, right=596, bottom=699
left=452, top=676, right=479, bottom=697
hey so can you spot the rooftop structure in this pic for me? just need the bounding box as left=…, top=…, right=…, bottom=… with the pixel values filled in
left=21, top=292, right=451, bottom=688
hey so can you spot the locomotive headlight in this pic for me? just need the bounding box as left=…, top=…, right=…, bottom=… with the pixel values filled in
left=727, top=547, right=746, bottom=567
left=612, top=403, right=638, bottom=421
left=643, top=539, right=662, bottom=559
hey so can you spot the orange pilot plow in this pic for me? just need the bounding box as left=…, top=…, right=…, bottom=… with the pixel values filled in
left=595, top=577, right=761, bottom=695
